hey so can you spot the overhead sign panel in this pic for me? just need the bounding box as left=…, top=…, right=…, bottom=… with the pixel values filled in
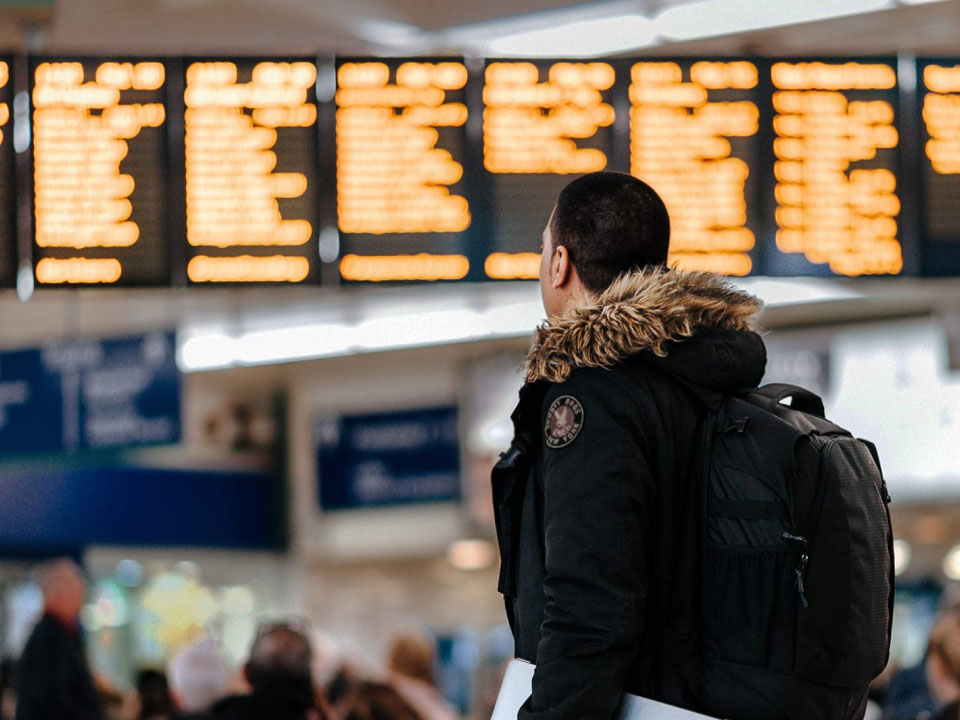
left=629, top=60, right=762, bottom=276
left=0, top=331, right=180, bottom=456
left=183, top=58, right=321, bottom=284
left=31, top=58, right=170, bottom=286
left=335, top=59, right=472, bottom=282
left=765, top=59, right=903, bottom=277
left=916, top=58, right=960, bottom=276
left=316, top=406, right=460, bottom=511
left=0, top=57, right=15, bottom=288
left=482, top=60, right=617, bottom=280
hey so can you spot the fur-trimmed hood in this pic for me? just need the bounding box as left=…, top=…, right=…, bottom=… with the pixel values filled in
left=525, top=267, right=765, bottom=385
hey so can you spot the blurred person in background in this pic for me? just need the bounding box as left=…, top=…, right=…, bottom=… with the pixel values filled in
left=343, top=681, right=423, bottom=720
left=168, top=638, right=235, bottom=718
left=136, top=670, right=173, bottom=720
left=385, top=632, right=458, bottom=720
left=926, top=612, right=960, bottom=720
left=209, top=623, right=327, bottom=720
left=0, top=659, right=17, bottom=720
left=884, top=584, right=960, bottom=720
left=15, top=558, right=103, bottom=720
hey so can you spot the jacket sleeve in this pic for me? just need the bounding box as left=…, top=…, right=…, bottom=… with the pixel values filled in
left=519, top=370, right=653, bottom=720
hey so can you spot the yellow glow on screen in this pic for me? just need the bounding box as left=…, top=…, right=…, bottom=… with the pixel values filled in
left=772, top=62, right=902, bottom=277
left=339, top=253, right=469, bottom=282
left=32, top=62, right=165, bottom=278
left=185, top=61, right=315, bottom=264
left=35, top=257, right=123, bottom=284
left=483, top=61, right=614, bottom=174
left=484, top=252, right=540, bottom=280
left=630, top=61, right=758, bottom=277
left=923, top=65, right=960, bottom=174
left=336, top=61, right=471, bottom=235
left=187, top=255, right=310, bottom=283
left=0, top=62, right=7, bottom=148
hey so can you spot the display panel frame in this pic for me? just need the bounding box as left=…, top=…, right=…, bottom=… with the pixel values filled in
left=0, top=54, right=17, bottom=289
left=331, top=56, right=478, bottom=285
left=178, top=55, right=325, bottom=287
left=755, top=56, right=914, bottom=278
left=28, top=55, right=173, bottom=288
left=914, top=56, right=960, bottom=277
left=479, top=57, right=627, bottom=281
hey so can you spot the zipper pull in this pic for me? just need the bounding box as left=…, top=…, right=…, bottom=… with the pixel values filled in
left=782, top=533, right=810, bottom=608
left=795, top=554, right=810, bottom=608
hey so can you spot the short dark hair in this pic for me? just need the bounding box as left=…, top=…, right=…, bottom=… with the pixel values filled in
left=549, top=171, right=670, bottom=294
left=246, top=623, right=313, bottom=703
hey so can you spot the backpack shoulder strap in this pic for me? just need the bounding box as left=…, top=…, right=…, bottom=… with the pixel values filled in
left=748, top=383, right=825, bottom=419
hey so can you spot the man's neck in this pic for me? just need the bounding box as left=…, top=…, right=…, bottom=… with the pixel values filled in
left=44, top=606, right=78, bottom=631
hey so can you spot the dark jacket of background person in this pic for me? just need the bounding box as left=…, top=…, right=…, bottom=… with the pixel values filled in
left=209, top=623, right=326, bottom=720
left=495, top=269, right=766, bottom=720
left=15, top=613, right=103, bottom=720
left=342, top=681, right=424, bottom=720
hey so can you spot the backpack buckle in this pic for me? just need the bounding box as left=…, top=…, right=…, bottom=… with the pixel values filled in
left=724, top=417, right=749, bottom=433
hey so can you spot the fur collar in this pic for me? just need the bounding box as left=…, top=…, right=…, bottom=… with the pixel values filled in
left=525, top=268, right=763, bottom=383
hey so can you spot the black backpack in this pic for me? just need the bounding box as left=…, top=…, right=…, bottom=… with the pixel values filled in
left=698, top=383, right=894, bottom=720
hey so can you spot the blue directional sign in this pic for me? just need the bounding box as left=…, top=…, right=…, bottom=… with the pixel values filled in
left=316, top=406, right=461, bottom=511
left=0, top=331, right=180, bottom=456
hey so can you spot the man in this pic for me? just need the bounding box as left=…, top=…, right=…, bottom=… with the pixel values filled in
left=16, top=559, right=103, bottom=720
left=168, top=637, right=235, bottom=718
left=210, top=623, right=326, bottom=720
left=493, top=172, right=766, bottom=719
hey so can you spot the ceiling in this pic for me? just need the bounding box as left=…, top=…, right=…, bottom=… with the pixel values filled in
left=0, top=0, right=957, bottom=55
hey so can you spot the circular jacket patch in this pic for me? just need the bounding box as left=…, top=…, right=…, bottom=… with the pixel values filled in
left=545, top=395, right=584, bottom=448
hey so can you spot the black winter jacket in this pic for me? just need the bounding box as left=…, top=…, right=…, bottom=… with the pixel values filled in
left=493, top=268, right=767, bottom=720
left=15, top=613, right=103, bottom=720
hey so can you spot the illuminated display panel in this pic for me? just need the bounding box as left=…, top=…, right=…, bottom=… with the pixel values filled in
left=0, top=57, right=15, bottom=288
left=184, top=58, right=321, bottom=284
left=31, top=57, right=169, bottom=286
left=917, top=58, right=960, bottom=275
left=629, top=60, right=761, bottom=277
left=766, top=60, right=903, bottom=277
left=481, top=60, right=617, bottom=280
left=336, top=58, right=471, bottom=283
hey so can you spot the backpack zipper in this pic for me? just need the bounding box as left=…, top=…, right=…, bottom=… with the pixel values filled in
left=782, top=532, right=810, bottom=608
left=785, top=436, right=840, bottom=609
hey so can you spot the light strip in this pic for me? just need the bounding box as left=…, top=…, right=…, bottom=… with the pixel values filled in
left=176, top=278, right=863, bottom=373
left=655, top=0, right=894, bottom=41
left=487, top=15, right=659, bottom=57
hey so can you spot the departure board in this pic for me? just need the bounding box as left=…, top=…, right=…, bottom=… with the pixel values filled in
left=335, top=59, right=472, bottom=282
left=31, top=58, right=169, bottom=286
left=0, top=57, right=15, bottom=288
left=766, top=60, right=903, bottom=277
left=482, top=60, right=618, bottom=280
left=629, top=60, right=761, bottom=277
left=917, top=58, right=960, bottom=275
left=183, top=59, right=321, bottom=284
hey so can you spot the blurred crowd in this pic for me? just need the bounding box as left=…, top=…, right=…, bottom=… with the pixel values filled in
left=0, top=560, right=466, bottom=720
left=1, top=559, right=959, bottom=720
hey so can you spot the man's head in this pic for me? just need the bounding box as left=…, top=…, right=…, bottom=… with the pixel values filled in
left=34, top=558, right=86, bottom=622
left=387, top=631, right=436, bottom=686
left=168, top=638, right=234, bottom=713
left=245, top=623, right=313, bottom=701
left=540, top=171, right=670, bottom=318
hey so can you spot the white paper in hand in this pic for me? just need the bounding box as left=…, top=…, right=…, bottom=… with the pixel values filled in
left=491, top=659, right=719, bottom=720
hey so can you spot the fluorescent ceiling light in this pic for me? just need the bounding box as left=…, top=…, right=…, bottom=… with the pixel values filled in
left=175, top=278, right=865, bottom=373
left=656, top=0, right=893, bottom=41
left=487, top=15, right=659, bottom=57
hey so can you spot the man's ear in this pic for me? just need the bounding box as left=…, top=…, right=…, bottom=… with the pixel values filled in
left=551, top=245, right=572, bottom=289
